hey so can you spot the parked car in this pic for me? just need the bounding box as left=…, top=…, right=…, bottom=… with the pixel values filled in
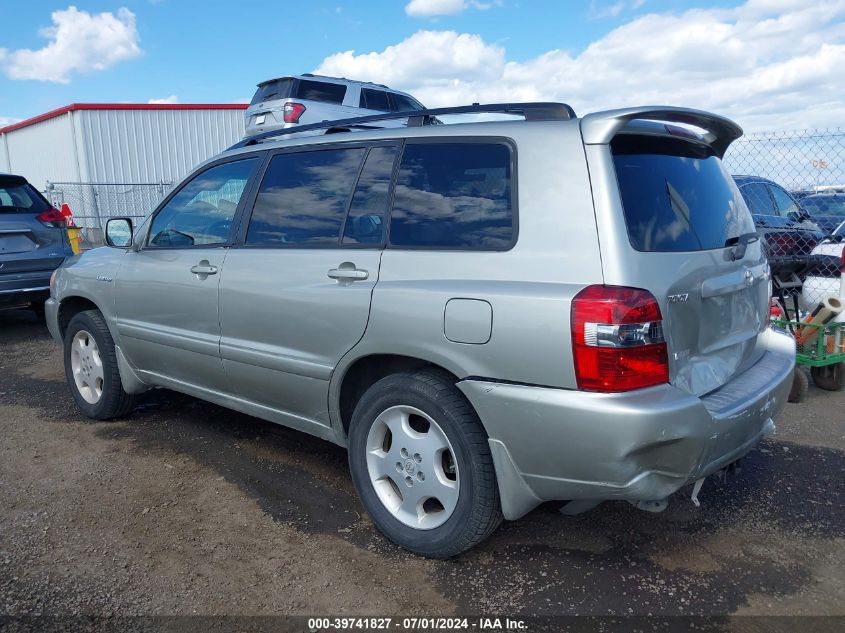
left=797, top=193, right=845, bottom=235
left=45, top=103, right=794, bottom=557
left=732, top=175, right=823, bottom=260
left=244, top=74, right=425, bottom=137
left=0, top=173, right=74, bottom=312
left=800, top=219, right=845, bottom=311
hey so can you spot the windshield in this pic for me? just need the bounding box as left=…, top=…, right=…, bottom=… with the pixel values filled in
left=0, top=177, right=52, bottom=214
left=801, top=196, right=845, bottom=218
left=612, top=136, right=755, bottom=252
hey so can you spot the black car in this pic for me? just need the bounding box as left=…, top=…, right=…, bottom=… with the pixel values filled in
left=732, top=175, right=823, bottom=260
left=798, top=193, right=845, bottom=235
left=0, top=173, right=74, bottom=311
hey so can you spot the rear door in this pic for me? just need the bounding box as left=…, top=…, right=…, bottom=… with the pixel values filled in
left=0, top=176, right=69, bottom=281
left=218, top=142, right=397, bottom=432
left=586, top=127, right=770, bottom=396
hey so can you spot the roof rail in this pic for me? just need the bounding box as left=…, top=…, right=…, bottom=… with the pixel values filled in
left=229, top=102, right=577, bottom=150
left=300, top=73, right=390, bottom=89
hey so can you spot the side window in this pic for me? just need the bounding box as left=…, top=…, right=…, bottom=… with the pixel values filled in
left=147, top=158, right=258, bottom=248
left=391, top=93, right=423, bottom=112
left=360, top=89, right=391, bottom=111
left=740, top=182, right=775, bottom=215
left=389, top=142, right=514, bottom=250
left=769, top=184, right=800, bottom=218
left=247, top=148, right=366, bottom=246
left=296, top=80, right=346, bottom=104
left=343, top=146, right=398, bottom=245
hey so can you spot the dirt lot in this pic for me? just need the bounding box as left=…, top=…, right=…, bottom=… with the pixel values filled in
left=1, top=309, right=843, bottom=624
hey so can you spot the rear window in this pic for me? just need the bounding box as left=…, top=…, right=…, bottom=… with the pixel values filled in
left=389, top=142, right=514, bottom=250
left=0, top=178, right=51, bottom=214
left=296, top=80, right=346, bottom=104
left=612, top=136, right=755, bottom=252
left=250, top=78, right=294, bottom=105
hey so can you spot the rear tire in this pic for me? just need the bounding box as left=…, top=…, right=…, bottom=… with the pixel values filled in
left=348, top=368, right=502, bottom=558
left=788, top=368, right=809, bottom=403
left=63, top=310, right=136, bottom=419
left=810, top=363, right=845, bottom=392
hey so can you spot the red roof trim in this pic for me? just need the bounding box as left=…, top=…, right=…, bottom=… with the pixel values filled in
left=0, top=103, right=249, bottom=134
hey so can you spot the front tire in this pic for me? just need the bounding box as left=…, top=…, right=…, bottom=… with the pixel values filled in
left=348, top=368, right=502, bottom=558
left=63, top=310, right=135, bottom=419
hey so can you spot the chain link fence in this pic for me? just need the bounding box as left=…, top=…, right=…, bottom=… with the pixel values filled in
left=45, top=181, right=173, bottom=247
left=723, top=128, right=844, bottom=322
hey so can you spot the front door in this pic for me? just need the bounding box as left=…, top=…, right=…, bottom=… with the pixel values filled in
left=114, top=157, right=261, bottom=394
left=219, top=144, right=398, bottom=431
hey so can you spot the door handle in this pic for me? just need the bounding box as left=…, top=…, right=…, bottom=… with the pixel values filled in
left=190, top=262, right=218, bottom=276
left=328, top=266, right=368, bottom=281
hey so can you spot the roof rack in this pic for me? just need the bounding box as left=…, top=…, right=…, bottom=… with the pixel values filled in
left=229, top=102, right=577, bottom=150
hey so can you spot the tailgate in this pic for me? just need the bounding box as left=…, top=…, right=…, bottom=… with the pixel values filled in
left=582, top=108, right=770, bottom=396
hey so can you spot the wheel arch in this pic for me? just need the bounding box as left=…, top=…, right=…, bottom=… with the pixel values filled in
left=57, top=295, right=102, bottom=340
left=333, top=353, right=465, bottom=440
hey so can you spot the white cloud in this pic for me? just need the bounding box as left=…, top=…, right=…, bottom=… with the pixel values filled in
left=148, top=95, right=179, bottom=104
left=590, top=0, right=647, bottom=19
left=316, top=0, right=845, bottom=131
left=0, top=6, right=142, bottom=84
left=405, top=0, right=497, bottom=18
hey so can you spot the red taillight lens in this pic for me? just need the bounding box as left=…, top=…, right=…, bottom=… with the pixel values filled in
left=37, top=209, right=67, bottom=228
left=283, top=102, right=306, bottom=123
left=840, top=250, right=845, bottom=274
left=571, top=285, right=669, bottom=392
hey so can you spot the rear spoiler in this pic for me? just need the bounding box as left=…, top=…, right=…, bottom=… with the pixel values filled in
left=580, top=106, right=743, bottom=158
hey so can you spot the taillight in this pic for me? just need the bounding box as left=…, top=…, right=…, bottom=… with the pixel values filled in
left=839, top=250, right=845, bottom=274
left=283, top=102, right=306, bottom=124
left=37, top=209, right=67, bottom=228
left=571, top=285, right=669, bottom=392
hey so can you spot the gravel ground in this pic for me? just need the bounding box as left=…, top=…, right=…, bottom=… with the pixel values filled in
left=1, top=308, right=843, bottom=625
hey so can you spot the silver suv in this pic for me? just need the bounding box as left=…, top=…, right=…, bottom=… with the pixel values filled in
left=45, top=103, right=795, bottom=558
left=244, top=74, right=425, bottom=137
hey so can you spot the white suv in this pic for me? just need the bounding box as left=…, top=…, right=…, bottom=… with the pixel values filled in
left=244, top=74, right=425, bottom=137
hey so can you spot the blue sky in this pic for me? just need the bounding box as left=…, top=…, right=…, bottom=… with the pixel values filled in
left=1, top=0, right=843, bottom=130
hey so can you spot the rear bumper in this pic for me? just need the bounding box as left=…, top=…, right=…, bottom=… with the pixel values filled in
left=0, top=270, right=53, bottom=307
left=458, top=327, right=795, bottom=519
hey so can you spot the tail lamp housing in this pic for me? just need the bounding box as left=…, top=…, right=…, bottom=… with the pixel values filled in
left=283, top=102, right=306, bottom=124
left=36, top=209, right=68, bottom=228
left=571, top=285, right=670, bottom=392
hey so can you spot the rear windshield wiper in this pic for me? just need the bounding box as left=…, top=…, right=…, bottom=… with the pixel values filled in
left=725, top=232, right=759, bottom=261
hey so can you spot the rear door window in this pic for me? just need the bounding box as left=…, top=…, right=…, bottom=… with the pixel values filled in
left=360, top=89, right=391, bottom=111
left=612, top=137, right=755, bottom=252
left=247, top=148, right=366, bottom=246
left=296, top=80, right=346, bottom=104
left=389, top=142, right=514, bottom=250
left=343, top=146, right=398, bottom=246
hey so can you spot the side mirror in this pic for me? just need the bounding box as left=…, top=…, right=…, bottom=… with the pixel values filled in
left=105, top=218, right=133, bottom=248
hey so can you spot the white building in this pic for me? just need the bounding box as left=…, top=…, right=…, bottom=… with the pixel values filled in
left=0, top=103, right=247, bottom=228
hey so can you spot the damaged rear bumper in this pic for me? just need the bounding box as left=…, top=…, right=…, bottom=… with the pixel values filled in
left=458, top=327, right=795, bottom=520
